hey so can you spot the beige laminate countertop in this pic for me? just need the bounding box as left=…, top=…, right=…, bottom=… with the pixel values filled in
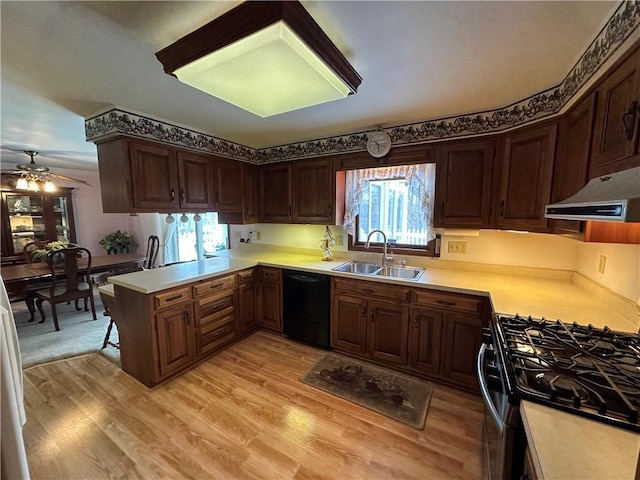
left=521, top=401, right=640, bottom=480
left=108, top=247, right=638, bottom=332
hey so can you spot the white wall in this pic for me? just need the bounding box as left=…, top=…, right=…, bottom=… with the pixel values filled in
left=54, top=170, right=135, bottom=255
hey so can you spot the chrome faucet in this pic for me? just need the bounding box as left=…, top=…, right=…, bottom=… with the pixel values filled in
left=364, top=229, right=394, bottom=266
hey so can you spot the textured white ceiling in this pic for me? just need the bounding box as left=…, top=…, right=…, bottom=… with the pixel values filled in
left=0, top=1, right=617, bottom=170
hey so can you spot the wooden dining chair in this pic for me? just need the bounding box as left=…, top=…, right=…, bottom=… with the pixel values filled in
left=22, top=241, right=54, bottom=322
left=35, top=246, right=97, bottom=331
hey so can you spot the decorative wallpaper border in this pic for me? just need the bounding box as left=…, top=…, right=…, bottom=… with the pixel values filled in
left=85, top=0, right=640, bottom=164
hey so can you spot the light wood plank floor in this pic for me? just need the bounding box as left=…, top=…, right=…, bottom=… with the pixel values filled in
left=22, top=330, right=484, bottom=479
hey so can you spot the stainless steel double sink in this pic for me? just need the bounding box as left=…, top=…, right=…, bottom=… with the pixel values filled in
left=332, top=260, right=424, bottom=280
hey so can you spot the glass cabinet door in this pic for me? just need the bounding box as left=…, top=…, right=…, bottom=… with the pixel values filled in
left=4, top=193, right=47, bottom=254
left=51, top=195, right=71, bottom=242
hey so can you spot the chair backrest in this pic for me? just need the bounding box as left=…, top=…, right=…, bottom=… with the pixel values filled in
left=23, top=240, right=50, bottom=264
left=145, top=235, right=160, bottom=269
left=47, top=247, right=92, bottom=293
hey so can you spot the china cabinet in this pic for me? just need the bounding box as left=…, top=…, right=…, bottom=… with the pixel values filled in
left=1, top=187, right=76, bottom=263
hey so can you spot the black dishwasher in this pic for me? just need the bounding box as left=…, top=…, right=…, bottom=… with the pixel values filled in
left=282, top=269, right=330, bottom=348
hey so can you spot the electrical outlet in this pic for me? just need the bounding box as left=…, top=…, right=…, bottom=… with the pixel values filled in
left=255, top=231, right=261, bottom=240
left=335, top=235, right=344, bottom=246
left=598, top=255, right=606, bottom=274
left=448, top=241, right=467, bottom=254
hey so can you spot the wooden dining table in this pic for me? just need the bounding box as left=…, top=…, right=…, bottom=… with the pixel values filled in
left=1, top=253, right=146, bottom=302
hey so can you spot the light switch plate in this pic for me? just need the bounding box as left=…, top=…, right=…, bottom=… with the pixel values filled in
left=448, top=241, right=467, bottom=254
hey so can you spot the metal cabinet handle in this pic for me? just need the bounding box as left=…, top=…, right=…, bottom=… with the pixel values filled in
left=622, top=101, right=638, bottom=141
left=413, top=317, right=418, bottom=328
left=185, top=310, right=191, bottom=325
left=499, top=200, right=505, bottom=218
left=180, top=188, right=185, bottom=204
left=361, top=306, right=366, bottom=317
left=370, top=308, right=375, bottom=322
left=209, top=283, right=223, bottom=290
left=166, top=294, right=183, bottom=302
left=363, top=288, right=375, bottom=294
left=288, top=204, right=292, bottom=216
left=170, top=189, right=176, bottom=203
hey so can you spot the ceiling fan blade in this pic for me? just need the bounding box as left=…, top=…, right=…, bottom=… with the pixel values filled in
left=49, top=172, right=92, bottom=186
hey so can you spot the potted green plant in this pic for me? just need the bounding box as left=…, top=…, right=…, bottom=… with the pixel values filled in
left=30, top=240, right=78, bottom=263
left=99, top=230, right=137, bottom=254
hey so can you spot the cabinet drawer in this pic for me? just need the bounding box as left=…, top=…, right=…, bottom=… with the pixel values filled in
left=413, top=289, right=482, bottom=314
left=197, top=317, right=236, bottom=356
left=154, top=287, right=191, bottom=310
left=260, top=267, right=281, bottom=282
left=333, top=278, right=411, bottom=302
left=196, top=291, right=235, bottom=328
left=237, top=269, right=255, bottom=283
left=192, top=274, right=236, bottom=297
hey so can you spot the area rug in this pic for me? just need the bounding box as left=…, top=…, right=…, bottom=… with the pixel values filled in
left=300, top=353, right=433, bottom=429
left=12, top=293, right=121, bottom=369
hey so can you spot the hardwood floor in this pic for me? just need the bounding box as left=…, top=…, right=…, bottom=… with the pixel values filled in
left=22, top=330, right=484, bottom=479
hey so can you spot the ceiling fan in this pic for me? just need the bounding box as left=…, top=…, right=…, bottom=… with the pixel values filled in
left=1, top=150, right=92, bottom=190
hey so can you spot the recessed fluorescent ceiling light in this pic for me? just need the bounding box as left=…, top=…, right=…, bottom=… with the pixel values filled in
left=156, top=1, right=362, bottom=118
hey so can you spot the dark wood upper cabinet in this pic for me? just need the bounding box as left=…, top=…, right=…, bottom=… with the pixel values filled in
left=551, top=93, right=596, bottom=234
left=260, top=162, right=292, bottom=222
left=213, top=156, right=243, bottom=213
left=434, top=139, right=495, bottom=228
left=292, top=158, right=334, bottom=223
left=242, top=163, right=260, bottom=223
left=590, top=47, right=640, bottom=178
left=130, top=142, right=179, bottom=210
left=176, top=152, right=215, bottom=210
left=498, top=122, right=558, bottom=232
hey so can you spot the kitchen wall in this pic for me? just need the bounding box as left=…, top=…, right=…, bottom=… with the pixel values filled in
left=55, top=171, right=134, bottom=256
left=234, top=223, right=640, bottom=305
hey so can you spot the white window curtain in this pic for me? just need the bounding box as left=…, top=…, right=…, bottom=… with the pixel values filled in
left=343, top=163, right=436, bottom=242
left=138, top=213, right=177, bottom=266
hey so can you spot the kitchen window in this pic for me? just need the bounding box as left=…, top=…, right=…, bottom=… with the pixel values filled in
left=169, top=212, right=228, bottom=262
left=344, top=163, right=436, bottom=254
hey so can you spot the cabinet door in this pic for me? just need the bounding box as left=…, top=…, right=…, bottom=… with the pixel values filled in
left=260, top=163, right=292, bottom=222
left=292, top=158, right=333, bottom=223
left=590, top=48, right=640, bottom=177
left=177, top=152, right=214, bottom=210
left=499, top=123, right=557, bottom=232
left=440, top=312, right=483, bottom=390
left=214, top=157, right=243, bottom=213
left=409, top=307, right=443, bottom=375
left=551, top=94, right=596, bottom=234
left=242, top=163, right=260, bottom=223
left=130, top=142, right=179, bottom=209
left=238, top=278, right=258, bottom=333
left=367, top=300, right=409, bottom=366
left=331, top=293, right=367, bottom=355
left=258, top=281, right=282, bottom=332
left=156, top=303, right=196, bottom=377
left=434, top=139, right=495, bottom=228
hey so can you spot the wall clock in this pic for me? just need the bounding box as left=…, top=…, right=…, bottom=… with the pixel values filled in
left=366, top=131, right=392, bottom=158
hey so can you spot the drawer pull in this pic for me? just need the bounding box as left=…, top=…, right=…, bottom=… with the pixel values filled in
left=166, top=294, right=184, bottom=302
left=209, top=283, right=223, bottom=290
left=363, top=288, right=375, bottom=294
left=207, top=301, right=225, bottom=310
left=436, top=299, right=456, bottom=306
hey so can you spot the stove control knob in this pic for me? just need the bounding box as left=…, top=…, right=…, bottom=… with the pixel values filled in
left=487, top=374, right=502, bottom=392
left=484, top=345, right=495, bottom=361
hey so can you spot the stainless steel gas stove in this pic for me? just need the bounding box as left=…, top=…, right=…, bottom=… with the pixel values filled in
left=478, top=313, right=640, bottom=480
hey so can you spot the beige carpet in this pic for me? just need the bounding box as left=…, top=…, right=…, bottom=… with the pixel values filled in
left=300, top=353, right=433, bottom=429
left=12, top=292, right=121, bottom=369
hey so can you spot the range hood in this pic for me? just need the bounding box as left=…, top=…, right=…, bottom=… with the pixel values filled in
left=545, top=166, right=640, bottom=222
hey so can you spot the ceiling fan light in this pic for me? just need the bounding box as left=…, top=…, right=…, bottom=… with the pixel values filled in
left=27, top=179, right=40, bottom=191
left=44, top=180, right=56, bottom=192
left=16, top=177, right=28, bottom=190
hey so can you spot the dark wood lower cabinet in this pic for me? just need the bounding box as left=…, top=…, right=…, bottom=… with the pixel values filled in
left=368, top=300, right=409, bottom=365
left=156, top=303, right=196, bottom=377
left=440, top=312, right=484, bottom=390
left=409, top=308, right=443, bottom=375
left=331, top=278, right=488, bottom=392
left=331, top=293, right=367, bottom=354
left=257, top=267, right=282, bottom=332
left=237, top=269, right=258, bottom=334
